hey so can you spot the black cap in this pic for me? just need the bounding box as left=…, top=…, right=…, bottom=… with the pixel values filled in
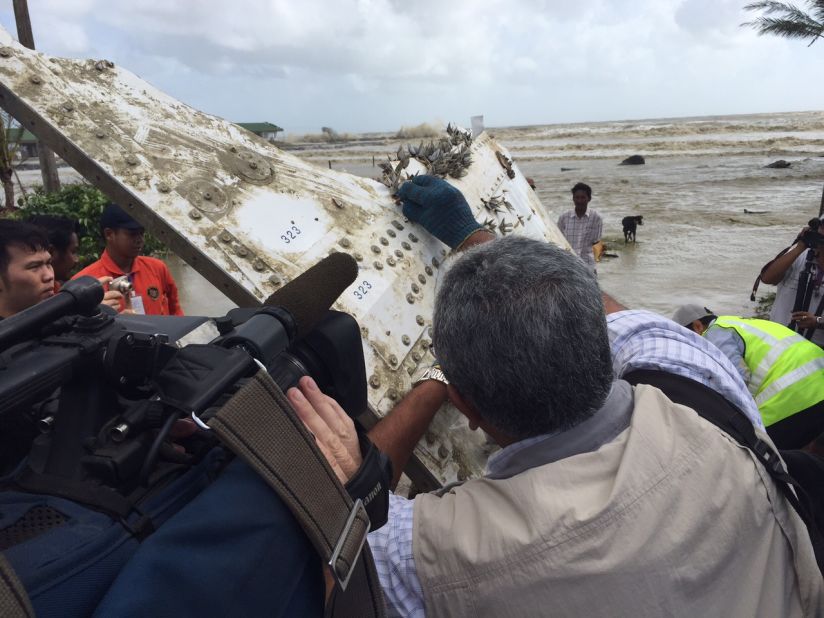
left=100, top=203, right=144, bottom=231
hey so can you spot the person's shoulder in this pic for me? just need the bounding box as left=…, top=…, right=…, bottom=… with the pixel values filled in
left=72, top=258, right=106, bottom=279
left=137, top=255, right=172, bottom=274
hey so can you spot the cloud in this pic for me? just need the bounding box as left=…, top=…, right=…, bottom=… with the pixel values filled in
left=0, top=0, right=821, bottom=132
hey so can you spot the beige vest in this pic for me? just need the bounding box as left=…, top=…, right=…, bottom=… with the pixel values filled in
left=413, top=384, right=824, bottom=617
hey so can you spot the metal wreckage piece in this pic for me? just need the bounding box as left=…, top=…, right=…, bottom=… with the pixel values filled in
left=0, top=27, right=570, bottom=489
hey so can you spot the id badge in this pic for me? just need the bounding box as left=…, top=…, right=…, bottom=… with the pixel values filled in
left=130, top=293, right=146, bottom=315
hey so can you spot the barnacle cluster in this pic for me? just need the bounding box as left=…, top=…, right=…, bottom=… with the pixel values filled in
left=480, top=195, right=530, bottom=236
left=379, top=123, right=474, bottom=194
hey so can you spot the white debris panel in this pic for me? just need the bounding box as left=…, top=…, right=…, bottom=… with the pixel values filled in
left=0, top=27, right=570, bottom=487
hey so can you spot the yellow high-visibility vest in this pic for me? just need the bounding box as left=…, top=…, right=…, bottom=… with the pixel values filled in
left=708, top=316, right=824, bottom=426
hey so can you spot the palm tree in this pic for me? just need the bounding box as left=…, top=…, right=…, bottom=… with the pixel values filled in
left=743, top=1, right=824, bottom=46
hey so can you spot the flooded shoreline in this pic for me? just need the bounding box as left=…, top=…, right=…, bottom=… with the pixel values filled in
left=17, top=110, right=824, bottom=320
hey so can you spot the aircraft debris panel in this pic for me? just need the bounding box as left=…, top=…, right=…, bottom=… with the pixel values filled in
left=0, top=27, right=570, bottom=488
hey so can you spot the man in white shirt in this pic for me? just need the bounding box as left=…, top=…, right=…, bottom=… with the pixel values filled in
left=760, top=221, right=824, bottom=347
left=556, top=182, right=602, bottom=273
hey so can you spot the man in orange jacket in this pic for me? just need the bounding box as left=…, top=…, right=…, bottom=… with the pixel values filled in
left=73, top=204, right=183, bottom=316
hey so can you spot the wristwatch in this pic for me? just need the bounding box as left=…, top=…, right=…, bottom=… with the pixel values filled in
left=413, top=366, right=449, bottom=387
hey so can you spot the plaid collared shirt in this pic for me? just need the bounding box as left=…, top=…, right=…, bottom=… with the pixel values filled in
left=557, top=208, right=602, bottom=269
left=367, top=309, right=761, bottom=617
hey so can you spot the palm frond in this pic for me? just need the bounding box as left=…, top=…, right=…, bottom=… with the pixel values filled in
left=742, top=1, right=824, bottom=44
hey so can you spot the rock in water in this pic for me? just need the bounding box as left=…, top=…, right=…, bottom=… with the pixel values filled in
left=620, top=155, right=645, bottom=165
left=765, top=160, right=791, bottom=169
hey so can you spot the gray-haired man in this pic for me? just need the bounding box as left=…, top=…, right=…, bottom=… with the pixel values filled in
left=287, top=177, right=823, bottom=616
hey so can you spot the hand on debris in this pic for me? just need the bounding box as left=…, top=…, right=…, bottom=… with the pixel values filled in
left=287, top=376, right=362, bottom=484
left=397, top=175, right=483, bottom=250
left=97, top=276, right=124, bottom=310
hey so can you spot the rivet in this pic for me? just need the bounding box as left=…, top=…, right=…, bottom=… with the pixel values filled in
left=379, top=237, right=389, bottom=246
left=406, top=293, right=415, bottom=304
left=95, top=131, right=106, bottom=139
left=230, top=146, right=238, bottom=153
left=269, top=274, right=282, bottom=286
left=409, top=233, right=419, bottom=242
left=157, top=182, right=171, bottom=193
left=188, top=209, right=202, bottom=220
left=125, top=154, right=138, bottom=166
left=203, top=191, right=212, bottom=201
left=235, top=245, right=248, bottom=257
left=220, top=232, right=233, bottom=242
left=369, top=375, right=381, bottom=389
left=421, top=339, right=431, bottom=349
left=411, top=283, right=420, bottom=293
left=389, top=355, right=398, bottom=366
left=415, top=315, right=425, bottom=326
left=387, top=229, right=397, bottom=238
left=402, top=335, right=411, bottom=345
left=392, top=220, right=404, bottom=230
left=354, top=252, right=363, bottom=261
left=407, top=366, right=415, bottom=376
left=432, top=257, right=440, bottom=268
left=386, top=330, right=391, bottom=336
left=418, top=274, right=426, bottom=284
left=63, top=102, right=74, bottom=112
left=374, top=261, right=383, bottom=270
left=253, top=259, right=266, bottom=271
left=394, top=249, right=403, bottom=258
left=371, top=245, right=381, bottom=254
left=249, top=161, right=258, bottom=169
left=387, top=389, right=398, bottom=401
left=425, top=266, right=433, bottom=276
left=30, top=75, right=42, bottom=85
left=412, top=352, right=422, bottom=362
left=387, top=257, right=396, bottom=266
left=425, top=432, right=436, bottom=445
left=339, top=238, right=352, bottom=248
left=438, top=445, right=449, bottom=458
left=402, top=242, right=411, bottom=250
left=0, top=48, right=11, bottom=58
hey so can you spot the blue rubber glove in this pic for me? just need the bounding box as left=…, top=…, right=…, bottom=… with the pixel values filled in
left=397, top=175, right=483, bottom=250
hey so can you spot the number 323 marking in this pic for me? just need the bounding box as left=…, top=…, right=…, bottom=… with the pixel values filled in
left=280, top=225, right=301, bottom=244
left=353, top=280, right=372, bottom=300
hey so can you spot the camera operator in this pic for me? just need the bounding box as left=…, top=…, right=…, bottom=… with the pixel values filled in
left=760, top=220, right=824, bottom=346
left=290, top=176, right=823, bottom=617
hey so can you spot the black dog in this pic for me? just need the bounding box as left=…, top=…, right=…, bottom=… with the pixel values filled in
left=622, top=216, right=644, bottom=243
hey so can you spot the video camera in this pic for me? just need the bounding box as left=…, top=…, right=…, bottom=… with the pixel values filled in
left=0, top=255, right=367, bottom=499
left=800, top=218, right=824, bottom=250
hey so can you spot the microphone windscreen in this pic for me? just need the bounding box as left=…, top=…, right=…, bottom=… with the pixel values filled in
left=263, top=252, right=358, bottom=339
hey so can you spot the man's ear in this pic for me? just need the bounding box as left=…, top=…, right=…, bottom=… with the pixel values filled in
left=447, top=385, right=483, bottom=430
left=690, top=319, right=705, bottom=335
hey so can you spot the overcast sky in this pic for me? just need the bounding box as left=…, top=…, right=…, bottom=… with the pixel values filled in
left=1, top=0, right=822, bottom=134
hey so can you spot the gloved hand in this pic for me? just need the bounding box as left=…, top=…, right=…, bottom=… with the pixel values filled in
left=397, top=175, right=483, bottom=250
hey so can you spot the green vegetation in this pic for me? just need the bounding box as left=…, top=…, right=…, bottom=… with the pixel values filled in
left=11, top=183, right=165, bottom=269
left=743, top=1, right=824, bottom=46
left=753, top=291, right=776, bottom=319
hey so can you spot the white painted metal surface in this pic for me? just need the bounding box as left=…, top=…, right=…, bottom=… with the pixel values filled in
left=0, top=27, right=570, bottom=485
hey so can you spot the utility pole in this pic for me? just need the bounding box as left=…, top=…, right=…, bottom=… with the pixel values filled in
left=820, top=184, right=824, bottom=218
left=12, top=0, right=61, bottom=193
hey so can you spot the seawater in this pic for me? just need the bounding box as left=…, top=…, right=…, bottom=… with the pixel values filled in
left=287, top=110, right=824, bottom=318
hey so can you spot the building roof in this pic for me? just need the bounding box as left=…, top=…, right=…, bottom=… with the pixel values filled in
left=6, top=127, right=38, bottom=143
left=236, top=122, right=283, bottom=134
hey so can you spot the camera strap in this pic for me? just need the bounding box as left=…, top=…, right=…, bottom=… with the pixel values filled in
left=751, top=244, right=794, bottom=302
left=207, top=368, right=386, bottom=618
left=0, top=554, right=34, bottom=618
